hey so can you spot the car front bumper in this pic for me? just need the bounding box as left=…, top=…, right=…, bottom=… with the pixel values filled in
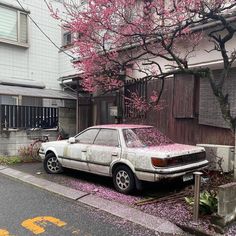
left=39, top=151, right=45, bottom=161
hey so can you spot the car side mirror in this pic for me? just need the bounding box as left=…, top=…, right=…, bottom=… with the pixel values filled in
left=68, top=137, right=76, bottom=144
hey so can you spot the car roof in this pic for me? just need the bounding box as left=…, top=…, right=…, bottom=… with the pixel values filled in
left=90, top=124, right=153, bottom=129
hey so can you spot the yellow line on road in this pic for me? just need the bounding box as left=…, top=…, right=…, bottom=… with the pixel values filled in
left=21, top=216, right=67, bottom=234
left=0, top=229, right=11, bottom=236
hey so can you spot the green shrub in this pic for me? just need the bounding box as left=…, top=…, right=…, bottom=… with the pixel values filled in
left=185, top=190, right=218, bottom=215
left=0, top=156, right=21, bottom=165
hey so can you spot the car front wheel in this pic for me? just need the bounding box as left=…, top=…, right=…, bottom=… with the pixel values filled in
left=43, top=153, right=63, bottom=174
left=113, top=166, right=135, bottom=194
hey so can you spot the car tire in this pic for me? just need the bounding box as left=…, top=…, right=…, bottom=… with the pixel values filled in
left=43, top=153, right=63, bottom=174
left=113, top=165, right=135, bottom=194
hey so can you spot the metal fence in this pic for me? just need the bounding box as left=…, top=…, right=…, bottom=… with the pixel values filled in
left=0, top=105, right=58, bottom=130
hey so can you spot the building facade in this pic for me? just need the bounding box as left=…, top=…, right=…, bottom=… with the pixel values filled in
left=0, top=0, right=77, bottom=155
left=0, top=0, right=76, bottom=128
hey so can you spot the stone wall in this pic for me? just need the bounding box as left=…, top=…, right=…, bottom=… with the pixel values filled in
left=0, top=129, right=58, bottom=156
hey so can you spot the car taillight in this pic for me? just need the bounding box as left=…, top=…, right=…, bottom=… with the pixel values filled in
left=151, top=157, right=167, bottom=167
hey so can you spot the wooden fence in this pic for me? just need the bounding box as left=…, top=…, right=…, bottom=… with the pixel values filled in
left=0, top=105, right=58, bottom=130
left=124, top=78, right=148, bottom=119
left=124, top=77, right=234, bottom=145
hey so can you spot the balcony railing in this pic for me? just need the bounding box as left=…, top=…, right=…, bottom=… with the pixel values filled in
left=0, top=105, right=58, bottom=130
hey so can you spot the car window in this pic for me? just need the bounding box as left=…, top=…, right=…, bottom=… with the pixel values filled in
left=94, top=129, right=119, bottom=147
left=122, top=129, right=144, bottom=148
left=123, top=127, right=173, bottom=147
left=75, top=129, right=99, bottom=144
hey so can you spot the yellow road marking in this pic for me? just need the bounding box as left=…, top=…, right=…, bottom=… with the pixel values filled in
left=21, top=216, right=67, bottom=234
left=0, top=229, right=10, bottom=236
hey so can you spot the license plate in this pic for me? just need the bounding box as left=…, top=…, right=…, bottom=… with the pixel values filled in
left=183, top=173, right=193, bottom=182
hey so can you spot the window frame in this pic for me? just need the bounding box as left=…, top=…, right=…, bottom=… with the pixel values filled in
left=61, top=29, right=82, bottom=49
left=62, top=31, right=72, bottom=47
left=0, top=3, right=29, bottom=48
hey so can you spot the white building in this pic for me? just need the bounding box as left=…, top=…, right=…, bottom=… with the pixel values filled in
left=0, top=0, right=78, bottom=130
left=0, top=0, right=79, bottom=155
left=0, top=0, right=77, bottom=105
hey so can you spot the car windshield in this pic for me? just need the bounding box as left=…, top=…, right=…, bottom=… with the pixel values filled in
left=123, top=127, right=173, bottom=148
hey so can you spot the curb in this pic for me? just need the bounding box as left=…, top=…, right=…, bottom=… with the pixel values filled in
left=0, top=165, right=184, bottom=235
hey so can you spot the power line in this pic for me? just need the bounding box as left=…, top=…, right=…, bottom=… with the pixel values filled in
left=16, top=0, right=76, bottom=60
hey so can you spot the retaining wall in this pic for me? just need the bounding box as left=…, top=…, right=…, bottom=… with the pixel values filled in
left=0, top=129, right=58, bottom=156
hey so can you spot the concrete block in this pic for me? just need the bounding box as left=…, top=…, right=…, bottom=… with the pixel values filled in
left=218, top=202, right=226, bottom=217
left=225, top=201, right=236, bottom=213
left=219, top=183, right=236, bottom=201
left=217, top=182, right=236, bottom=226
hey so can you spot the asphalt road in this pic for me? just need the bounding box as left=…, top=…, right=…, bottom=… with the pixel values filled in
left=0, top=174, right=159, bottom=236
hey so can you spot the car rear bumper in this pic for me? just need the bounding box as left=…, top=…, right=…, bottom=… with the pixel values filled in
left=135, top=160, right=209, bottom=182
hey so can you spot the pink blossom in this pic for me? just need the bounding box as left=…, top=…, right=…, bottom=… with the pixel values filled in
left=46, top=0, right=234, bottom=100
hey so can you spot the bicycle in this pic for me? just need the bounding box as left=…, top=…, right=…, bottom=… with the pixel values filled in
left=30, top=127, right=69, bottom=161
left=30, top=135, right=49, bottom=161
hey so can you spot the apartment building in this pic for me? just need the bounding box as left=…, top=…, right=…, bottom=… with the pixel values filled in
left=0, top=0, right=77, bottom=130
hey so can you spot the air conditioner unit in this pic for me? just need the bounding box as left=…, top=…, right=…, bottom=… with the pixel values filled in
left=196, top=144, right=235, bottom=173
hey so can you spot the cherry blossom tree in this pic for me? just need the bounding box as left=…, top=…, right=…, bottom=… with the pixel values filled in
left=47, top=0, right=236, bottom=131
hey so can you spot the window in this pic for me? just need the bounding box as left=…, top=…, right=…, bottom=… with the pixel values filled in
left=75, top=128, right=99, bottom=144
left=62, top=31, right=72, bottom=47
left=62, top=30, right=82, bottom=48
left=199, top=69, right=236, bottom=129
left=94, top=129, right=119, bottom=147
left=173, top=74, right=196, bottom=118
left=0, top=4, right=28, bottom=46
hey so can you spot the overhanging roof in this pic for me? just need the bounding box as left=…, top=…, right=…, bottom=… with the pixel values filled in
left=0, top=85, right=76, bottom=100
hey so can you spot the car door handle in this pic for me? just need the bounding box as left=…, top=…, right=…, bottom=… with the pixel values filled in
left=82, top=150, right=87, bottom=152
left=111, top=152, right=118, bottom=156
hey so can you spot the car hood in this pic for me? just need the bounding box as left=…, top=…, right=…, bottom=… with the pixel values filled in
left=129, top=143, right=205, bottom=157
left=42, top=139, right=68, bottom=148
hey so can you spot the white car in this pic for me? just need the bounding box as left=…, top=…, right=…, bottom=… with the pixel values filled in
left=39, top=124, right=208, bottom=194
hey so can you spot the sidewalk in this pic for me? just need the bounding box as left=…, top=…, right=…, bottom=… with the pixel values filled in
left=0, top=163, right=185, bottom=235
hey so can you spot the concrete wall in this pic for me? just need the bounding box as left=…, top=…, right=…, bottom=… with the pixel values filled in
left=0, top=129, right=58, bottom=156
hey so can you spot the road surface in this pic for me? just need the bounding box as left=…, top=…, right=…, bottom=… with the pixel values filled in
left=0, top=174, right=159, bottom=236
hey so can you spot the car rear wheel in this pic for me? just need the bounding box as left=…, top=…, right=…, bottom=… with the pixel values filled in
left=43, top=153, right=63, bottom=174
left=113, top=166, right=135, bottom=194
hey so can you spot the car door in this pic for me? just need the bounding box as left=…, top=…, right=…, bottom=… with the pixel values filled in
left=62, top=128, right=100, bottom=171
left=87, top=128, right=121, bottom=175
